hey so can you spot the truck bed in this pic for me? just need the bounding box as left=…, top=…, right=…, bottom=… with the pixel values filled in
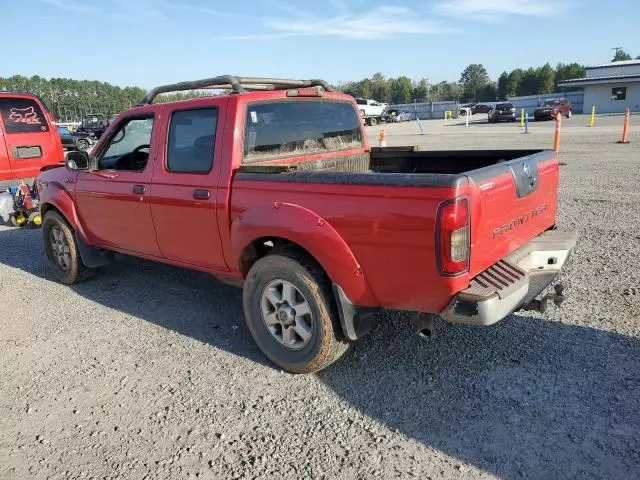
left=237, top=148, right=551, bottom=190
left=233, top=147, right=559, bottom=312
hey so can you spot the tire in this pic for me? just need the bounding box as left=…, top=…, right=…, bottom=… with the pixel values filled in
left=243, top=248, right=349, bottom=373
left=76, top=138, right=90, bottom=151
left=42, top=211, right=95, bottom=284
left=369, top=117, right=378, bottom=126
left=566, top=110, right=572, bottom=119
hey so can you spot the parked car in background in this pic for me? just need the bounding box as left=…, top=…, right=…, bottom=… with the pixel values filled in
left=354, top=98, right=387, bottom=117
left=488, top=102, right=517, bottom=123
left=472, top=103, right=494, bottom=114
left=57, top=126, right=94, bottom=151
left=534, top=98, right=572, bottom=120
left=75, top=113, right=110, bottom=138
left=37, top=75, right=575, bottom=374
left=0, top=91, right=64, bottom=186
left=386, top=109, right=411, bottom=122
left=458, top=103, right=475, bottom=115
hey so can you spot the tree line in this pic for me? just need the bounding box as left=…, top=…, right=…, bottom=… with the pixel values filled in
left=340, top=62, right=588, bottom=105
left=340, top=49, right=639, bottom=104
left=0, top=75, right=210, bottom=122
left=2, top=50, right=638, bottom=118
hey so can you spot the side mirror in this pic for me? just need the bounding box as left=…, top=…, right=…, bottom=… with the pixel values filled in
left=65, top=150, right=90, bottom=171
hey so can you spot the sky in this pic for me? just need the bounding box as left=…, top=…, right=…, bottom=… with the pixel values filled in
left=2, top=0, right=639, bottom=89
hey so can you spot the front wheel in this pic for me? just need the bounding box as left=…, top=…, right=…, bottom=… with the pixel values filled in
left=42, top=211, right=95, bottom=284
left=76, top=138, right=90, bottom=151
left=566, top=110, right=572, bottom=118
left=243, top=249, right=349, bottom=373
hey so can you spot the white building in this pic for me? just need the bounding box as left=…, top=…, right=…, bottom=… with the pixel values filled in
left=557, top=60, right=640, bottom=114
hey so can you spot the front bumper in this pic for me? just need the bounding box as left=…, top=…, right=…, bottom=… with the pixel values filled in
left=440, top=229, right=577, bottom=326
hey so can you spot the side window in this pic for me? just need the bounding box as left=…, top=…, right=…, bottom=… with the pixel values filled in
left=166, top=108, right=218, bottom=174
left=99, top=116, right=154, bottom=171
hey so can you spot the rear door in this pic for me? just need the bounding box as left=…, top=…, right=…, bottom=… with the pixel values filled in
left=467, top=151, right=559, bottom=276
left=0, top=95, right=62, bottom=181
left=149, top=100, right=228, bottom=270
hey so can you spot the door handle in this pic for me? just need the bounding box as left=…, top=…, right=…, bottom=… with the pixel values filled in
left=132, top=185, right=146, bottom=194
left=193, top=189, right=210, bottom=200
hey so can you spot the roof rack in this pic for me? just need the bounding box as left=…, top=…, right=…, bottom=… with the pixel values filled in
left=138, top=76, right=334, bottom=105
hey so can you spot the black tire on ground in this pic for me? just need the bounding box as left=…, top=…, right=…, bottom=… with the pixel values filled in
left=76, top=138, right=90, bottom=151
left=567, top=110, right=572, bottom=119
left=243, top=248, right=350, bottom=373
left=369, top=117, right=378, bottom=126
left=42, top=211, right=96, bottom=284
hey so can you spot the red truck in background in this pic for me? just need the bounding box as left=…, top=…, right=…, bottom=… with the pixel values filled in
left=36, top=76, right=577, bottom=373
left=0, top=92, right=64, bottom=187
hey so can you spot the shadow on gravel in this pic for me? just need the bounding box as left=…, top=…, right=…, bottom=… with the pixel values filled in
left=0, top=227, right=269, bottom=367
left=319, top=312, right=640, bottom=479
left=2, top=228, right=639, bottom=478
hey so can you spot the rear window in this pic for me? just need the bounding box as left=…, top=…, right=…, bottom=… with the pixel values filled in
left=243, top=100, right=364, bottom=163
left=0, top=96, right=50, bottom=134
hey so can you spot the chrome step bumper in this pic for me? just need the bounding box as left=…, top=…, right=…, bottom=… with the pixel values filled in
left=440, top=229, right=578, bottom=326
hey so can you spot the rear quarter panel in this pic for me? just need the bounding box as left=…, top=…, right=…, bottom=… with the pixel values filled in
left=231, top=178, right=471, bottom=312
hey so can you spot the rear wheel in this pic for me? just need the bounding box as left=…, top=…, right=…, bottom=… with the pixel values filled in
left=42, top=211, right=95, bottom=284
left=369, top=117, right=378, bottom=126
left=243, top=248, right=349, bottom=373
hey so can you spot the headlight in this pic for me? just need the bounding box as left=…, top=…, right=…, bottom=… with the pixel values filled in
left=510, top=108, right=516, bottom=112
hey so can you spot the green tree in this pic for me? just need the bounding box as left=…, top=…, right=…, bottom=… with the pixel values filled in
left=370, top=72, right=389, bottom=103
left=612, top=49, right=632, bottom=61
left=554, top=63, right=586, bottom=91
left=536, top=63, right=555, bottom=94
left=478, top=82, right=497, bottom=102
left=389, top=76, right=413, bottom=104
left=412, top=79, right=429, bottom=102
left=507, top=69, right=524, bottom=97
left=497, top=72, right=509, bottom=100
left=459, top=64, right=489, bottom=101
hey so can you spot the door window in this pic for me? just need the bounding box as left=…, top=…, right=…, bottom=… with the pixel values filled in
left=166, top=108, right=218, bottom=173
left=98, top=116, right=154, bottom=171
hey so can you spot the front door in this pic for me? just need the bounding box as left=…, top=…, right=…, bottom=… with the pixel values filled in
left=75, top=114, right=161, bottom=257
left=150, top=104, right=228, bottom=271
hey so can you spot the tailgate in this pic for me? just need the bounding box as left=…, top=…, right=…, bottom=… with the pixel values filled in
left=467, top=150, right=559, bottom=277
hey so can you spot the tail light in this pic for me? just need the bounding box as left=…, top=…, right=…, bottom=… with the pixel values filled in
left=436, top=197, right=470, bottom=275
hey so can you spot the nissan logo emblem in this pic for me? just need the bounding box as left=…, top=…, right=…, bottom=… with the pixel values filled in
left=523, top=163, right=531, bottom=176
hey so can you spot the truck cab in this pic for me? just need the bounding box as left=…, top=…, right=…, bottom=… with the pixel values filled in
left=36, top=76, right=576, bottom=373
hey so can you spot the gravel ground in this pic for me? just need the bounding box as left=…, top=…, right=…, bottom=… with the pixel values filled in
left=1, top=114, right=639, bottom=479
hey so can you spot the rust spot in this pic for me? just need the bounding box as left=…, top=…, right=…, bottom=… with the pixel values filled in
left=274, top=202, right=281, bottom=209
left=317, top=219, right=325, bottom=226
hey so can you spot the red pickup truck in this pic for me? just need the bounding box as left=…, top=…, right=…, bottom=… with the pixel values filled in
left=36, top=76, right=577, bottom=373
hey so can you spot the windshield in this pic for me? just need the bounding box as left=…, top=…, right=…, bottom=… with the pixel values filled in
left=496, top=103, right=513, bottom=109
left=542, top=100, right=561, bottom=107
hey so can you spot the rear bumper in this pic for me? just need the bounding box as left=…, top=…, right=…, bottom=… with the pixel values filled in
left=440, top=229, right=577, bottom=326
